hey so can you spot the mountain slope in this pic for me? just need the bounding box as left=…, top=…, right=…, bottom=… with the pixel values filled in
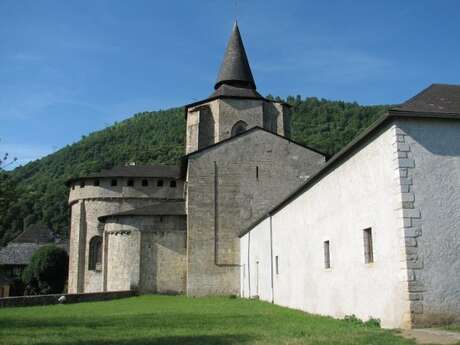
left=1, top=97, right=388, bottom=244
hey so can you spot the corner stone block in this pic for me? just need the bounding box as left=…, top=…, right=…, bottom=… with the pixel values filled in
left=398, top=159, right=415, bottom=168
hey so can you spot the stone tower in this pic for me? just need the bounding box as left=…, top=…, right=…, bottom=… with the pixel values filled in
left=185, top=22, right=291, bottom=154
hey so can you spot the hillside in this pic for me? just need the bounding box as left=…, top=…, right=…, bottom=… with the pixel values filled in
left=0, top=97, right=388, bottom=244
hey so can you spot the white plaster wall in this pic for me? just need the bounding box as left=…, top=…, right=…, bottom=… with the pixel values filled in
left=241, top=123, right=409, bottom=328
left=398, top=118, right=460, bottom=325
left=240, top=218, right=272, bottom=300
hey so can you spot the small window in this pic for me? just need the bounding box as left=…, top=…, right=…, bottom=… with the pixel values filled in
left=324, top=241, right=331, bottom=269
left=142, top=179, right=149, bottom=187
left=127, top=179, right=134, bottom=187
left=275, top=256, right=279, bottom=275
left=256, top=166, right=259, bottom=180
left=94, top=179, right=100, bottom=186
left=170, top=180, right=177, bottom=188
left=89, top=236, right=103, bottom=271
left=363, top=228, right=374, bottom=263
left=80, top=181, right=85, bottom=188
left=157, top=180, right=164, bottom=187
left=111, top=179, right=117, bottom=187
left=72, top=184, right=75, bottom=190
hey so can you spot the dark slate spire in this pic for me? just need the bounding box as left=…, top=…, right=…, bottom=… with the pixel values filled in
left=214, top=22, right=256, bottom=90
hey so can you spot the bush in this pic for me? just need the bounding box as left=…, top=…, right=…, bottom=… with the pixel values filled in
left=22, top=245, right=68, bottom=295
left=344, top=314, right=381, bottom=328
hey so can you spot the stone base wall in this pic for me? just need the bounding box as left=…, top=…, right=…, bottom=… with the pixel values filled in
left=0, top=290, right=136, bottom=308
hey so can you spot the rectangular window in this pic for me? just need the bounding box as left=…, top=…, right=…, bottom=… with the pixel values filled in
left=363, top=228, right=374, bottom=263
left=256, top=166, right=259, bottom=180
left=275, top=256, right=279, bottom=275
left=111, top=179, right=117, bottom=187
left=80, top=181, right=85, bottom=188
left=157, top=180, right=164, bottom=187
left=170, top=180, right=177, bottom=188
left=324, top=241, right=331, bottom=269
left=94, top=179, right=100, bottom=186
left=127, top=179, right=134, bottom=187
left=142, top=179, right=149, bottom=187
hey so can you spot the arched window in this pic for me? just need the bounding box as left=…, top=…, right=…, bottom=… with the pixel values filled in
left=88, top=236, right=102, bottom=271
left=231, top=121, right=248, bottom=136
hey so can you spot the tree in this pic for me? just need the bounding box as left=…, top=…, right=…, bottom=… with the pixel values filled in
left=22, top=245, right=68, bottom=295
left=0, top=140, right=18, bottom=245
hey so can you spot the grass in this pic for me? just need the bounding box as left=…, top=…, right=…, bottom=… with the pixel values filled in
left=0, top=295, right=416, bottom=345
left=444, top=324, right=460, bottom=333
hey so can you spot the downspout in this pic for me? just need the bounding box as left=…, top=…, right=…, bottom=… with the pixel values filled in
left=248, top=231, right=251, bottom=297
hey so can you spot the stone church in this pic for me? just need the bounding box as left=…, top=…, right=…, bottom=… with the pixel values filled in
left=67, top=23, right=326, bottom=297
left=67, top=23, right=460, bottom=329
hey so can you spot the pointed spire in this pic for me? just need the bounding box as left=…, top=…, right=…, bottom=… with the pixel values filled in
left=214, top=22, right=256, bottom=90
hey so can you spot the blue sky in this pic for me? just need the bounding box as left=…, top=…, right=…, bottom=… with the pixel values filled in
left=1, top=0, right=459, bottom=168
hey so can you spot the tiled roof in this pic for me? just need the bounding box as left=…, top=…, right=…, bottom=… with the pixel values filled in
left=392, top=84, right=460, bottom=115
left=215, top=22, right=256, bottom=91
left=0, top=242, right=68, bottom=266
left=67, top=164, right=182, bottom=185
left=99, top=201, right=186, bottom=222
left=12, top=224, right=55, bottom=244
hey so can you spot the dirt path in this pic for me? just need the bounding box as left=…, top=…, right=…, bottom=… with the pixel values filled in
left=401, top=329, right=460, bottom=345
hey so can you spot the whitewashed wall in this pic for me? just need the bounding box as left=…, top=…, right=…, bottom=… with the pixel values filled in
left=397, top=118, right=460, bottom=326
left=241, top=122, right=411, bottom=329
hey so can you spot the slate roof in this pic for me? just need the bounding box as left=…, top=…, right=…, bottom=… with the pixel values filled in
left=0, top=242, right=68, bottom=266
left=391, top=84, right=460, bottom=115
left=12, top=224, right=55, bottom=244
left=184, top=22, right=273, bottom=110
left=240, top=83, right=460, bottom=237
left=98, top=201, right=186, bottom=222
left=215, top=22, right=256, bottom=91
left=67, top=164, right=183, bottom=185
left=0, top=243, right=43, bottom=266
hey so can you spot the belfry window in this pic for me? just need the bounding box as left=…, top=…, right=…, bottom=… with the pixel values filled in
left=89, top=236, right=103, bottom=271
left=231, top=120, right=248, bottom=136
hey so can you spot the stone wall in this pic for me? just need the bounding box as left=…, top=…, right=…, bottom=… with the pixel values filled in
left=67, top=176, right=185, bottom=294
left=187, top=128, right=325, bottom=296
left=104, top=215, right=187, bottom=294
left=0, top=290, right=135, bottom=308
left=185, top=98, right=290, bottom=154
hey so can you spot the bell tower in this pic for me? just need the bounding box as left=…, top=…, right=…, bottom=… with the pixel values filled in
left=185, top=22, right=291, bottom=154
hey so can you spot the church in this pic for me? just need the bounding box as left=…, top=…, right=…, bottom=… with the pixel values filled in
left=67, top=23, right=460, bottom=329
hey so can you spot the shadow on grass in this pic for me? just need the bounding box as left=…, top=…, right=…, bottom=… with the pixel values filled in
left=38, top=334, right=253, bottom=345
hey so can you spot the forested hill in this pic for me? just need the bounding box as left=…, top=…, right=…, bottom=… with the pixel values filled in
left=0, top=96, right=388, bottom=245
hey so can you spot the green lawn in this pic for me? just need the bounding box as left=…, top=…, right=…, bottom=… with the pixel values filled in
left=0, top=295, right=416, bottom=345
left=444, top=324, right=460, bottom=333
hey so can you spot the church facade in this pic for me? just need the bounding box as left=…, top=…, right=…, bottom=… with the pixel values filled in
left=67, top=23, right=325, bottom=297
left=67, top=24, right=460, bottom=329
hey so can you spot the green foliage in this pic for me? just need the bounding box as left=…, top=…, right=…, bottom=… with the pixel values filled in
left=21, top=245, right=69, bottom=295
left=344, top=314, right=381, bottom=328
left=0, top=99, right=389, bottom=244
left=0, top=295, right=413, bottom=344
